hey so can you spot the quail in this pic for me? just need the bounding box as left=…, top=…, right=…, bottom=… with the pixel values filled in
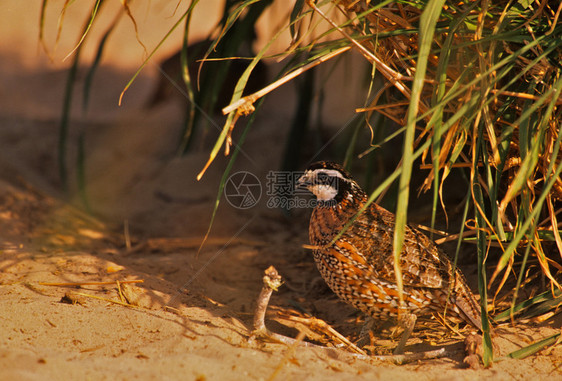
left=297, top=161, right=484, bottom=354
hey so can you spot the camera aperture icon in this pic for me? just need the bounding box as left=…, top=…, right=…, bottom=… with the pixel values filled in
left=224, top=171, right=262, bottom=209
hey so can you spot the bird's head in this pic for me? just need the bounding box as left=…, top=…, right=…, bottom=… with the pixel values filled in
left=297, top=161, right=364, bottom=204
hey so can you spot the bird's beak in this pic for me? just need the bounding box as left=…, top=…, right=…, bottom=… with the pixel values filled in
left=296, top=171, right=313, bottom=189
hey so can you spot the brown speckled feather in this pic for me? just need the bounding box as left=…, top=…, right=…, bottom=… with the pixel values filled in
left=300, top=161, right=483, bottom=330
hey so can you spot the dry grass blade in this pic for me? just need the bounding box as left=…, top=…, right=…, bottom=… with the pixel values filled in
left=222, top=46, right=350, bottom=115
left=38, top=280, right=144, bottom=287
left=62, top=0, right=103, bottom=62
left=277, top=314, right=366, bottom=355
left=71, top=291, right=144, bottom=309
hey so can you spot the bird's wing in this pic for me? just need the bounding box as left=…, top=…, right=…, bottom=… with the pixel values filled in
left=339, top=202, right=483, bottom=329
left=346, top=202, right=454, bottom=289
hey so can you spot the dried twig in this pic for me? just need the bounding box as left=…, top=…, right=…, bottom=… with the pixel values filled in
left=276, top=313, right=366, bottom=355
left=252, top=265, right=283, bottom=334
left=222, top=47, right=350, bottom=116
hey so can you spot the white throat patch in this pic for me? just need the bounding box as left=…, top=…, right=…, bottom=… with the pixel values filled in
left=309, top=184, right=338, bottom=201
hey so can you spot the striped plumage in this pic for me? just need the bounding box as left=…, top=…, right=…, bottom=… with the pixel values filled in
left=298, top=161, right=483, bottom=350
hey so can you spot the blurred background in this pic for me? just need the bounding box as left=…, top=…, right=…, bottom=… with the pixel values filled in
left=0, top=1, right=375, bottom=237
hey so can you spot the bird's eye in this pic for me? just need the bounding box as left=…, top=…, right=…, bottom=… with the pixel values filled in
left=317, top=172, right=329, bottom=183
left=327, top=176, right=340, bottom=189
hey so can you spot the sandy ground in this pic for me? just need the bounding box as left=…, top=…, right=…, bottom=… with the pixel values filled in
left=1, top=1, right=561, bottom=380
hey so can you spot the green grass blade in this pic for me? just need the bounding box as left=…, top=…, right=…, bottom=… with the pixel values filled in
left=39, top=0, right=49, bottom=55
left=59, top=51, right=78, bottom=193
left=392, top=0, right=446, bottom=308
left=427, top=18, right=451, bottom=238
left=493, top=162, right=562, bottom=283
left=83, top=21, right=117, bottom=111
left=504, top=333, right=561, bottom=360
left=63, top=0, right=103, bottom=62
left=508, top=234, right=534, bottom=323
left=474, top=183, right=494, bottom=366
left=342, top=115, right=363, bottom=170
left=494, top=73, right=562, bottom=275
left=524, top=293, right=562, bottom=319
left=281, top=69, right=314, bottom=173
left=76, top=131, right=90, bottom=212
left=289, top=0, right=305, bottom=42
left=176, top=10, right=197, bottom=154
left=119, top=0, right=199, bottom=106
left=495, top=288, right=562, bottom=322
left=198, top=98, right=264, bottom=252
left=58, top=0, right=107, bottom=192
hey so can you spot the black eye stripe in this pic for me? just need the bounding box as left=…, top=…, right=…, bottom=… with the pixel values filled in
left=317, top=172, right=329, bottom=181
left=314, top=172, right=341, bottom=187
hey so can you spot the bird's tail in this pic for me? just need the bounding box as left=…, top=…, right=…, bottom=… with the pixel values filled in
left=453, top=271, right=485, bottom=331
